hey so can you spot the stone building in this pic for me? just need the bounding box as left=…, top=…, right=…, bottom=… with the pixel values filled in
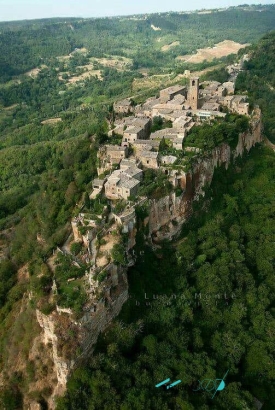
left=114, top=99, right=134, bottom=114
left=122, top=117, right=152, bottom=146
left=105, top=166, right=142, bottom=200
left=159, top=85, right=187, bottom=103
left=106, top=145, right=128, bottom=164
left=123, top=126, right=144, bottom=144
left=222, top=81, right=235, bottom=95
left=90, top=178, right=106, bottom=199
left=188, top=77, right=199, bottom=110
left=160, top=155, right=177, bottom=165
left=138, top=151, right=159, bottom=169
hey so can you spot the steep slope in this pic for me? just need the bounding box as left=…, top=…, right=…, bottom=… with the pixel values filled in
left=236, top=31, right=275, bottom=143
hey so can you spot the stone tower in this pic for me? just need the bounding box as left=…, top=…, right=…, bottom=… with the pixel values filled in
left=189, top=77, right=199, bottom=110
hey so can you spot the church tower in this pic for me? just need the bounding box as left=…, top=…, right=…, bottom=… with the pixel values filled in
left=189, top=77, right=199, bottom=110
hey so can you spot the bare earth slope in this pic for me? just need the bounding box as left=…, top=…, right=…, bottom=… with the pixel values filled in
left=177, top=40, right=250, bottom=63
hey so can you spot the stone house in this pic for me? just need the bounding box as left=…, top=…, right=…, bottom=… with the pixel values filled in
left=90, top=178, right=106, bottom=199
left=201, top=101, right=220, bottom=111
left=173, top=116, right=193, bottom=130
left=106, top=145, right=128, bottom=164
left=105, top=168, right=141, bottom=200
left=159, top=85, right=187, bottom=103
left=123, top=126, right=144, bottom=145
left=161, top=155, right=177, bottom=165
left=122, top=117, right=152, bottom=145
left=236, top=102, right=249, bottom=115
left=222, top=95, right=235, bottom=108
left=222, top=81, right=235, bottom=95
left=132, top=139, right=160, bottom=154
left=215, top=85, right=226, bottom=97
left=168, top=135, right=184, bottom=150
left=114, top=99, right=134, bottom=114
left=120, top=158, right=139, bottom=170
left=195, top=110, right=226, bottom=121
left=221, top=95, right=249, bottom=115
left=138, top=151, right=159, bottom=169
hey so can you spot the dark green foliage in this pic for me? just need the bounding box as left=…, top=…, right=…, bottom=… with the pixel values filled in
left=111, top=243, right=127, bottom=266
left=0, top=4, right=274, bottom=83
left=184, top=114, right=249, bottom=151
left=0, top=385, right=23, bottom=409
left=151, top=116, right=164, bottom=133
left=235, top=31, right=275, bottom=143
left=97, top=271, right=108, bottom=283
left=201, top=66, right=230, bottom=84
left=138, top=169, right=173, bottom=199
left=151, top=117, right=173, bottom=134
left=0, top=261, right=17, bottom=308
left=70, top=242, right=83, bottom=256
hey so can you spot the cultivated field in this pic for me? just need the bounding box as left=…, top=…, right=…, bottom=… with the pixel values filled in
left=177, top=40, right=250, bottom=63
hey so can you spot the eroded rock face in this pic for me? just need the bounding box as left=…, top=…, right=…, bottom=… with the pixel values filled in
left=35, top=263, right=128, bottom=409
left=36, top=310, right=71, bottom=409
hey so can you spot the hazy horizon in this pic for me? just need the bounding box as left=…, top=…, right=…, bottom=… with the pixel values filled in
left=0, top=0, right=274, bottom=22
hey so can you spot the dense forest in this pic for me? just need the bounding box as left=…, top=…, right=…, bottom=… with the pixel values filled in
left=236, top=31, right=275, bottom=143
left=0, top=5, right=275, bottom=409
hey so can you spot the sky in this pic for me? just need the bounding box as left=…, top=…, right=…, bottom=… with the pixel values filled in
left=0, top=0, right=273, bottom=22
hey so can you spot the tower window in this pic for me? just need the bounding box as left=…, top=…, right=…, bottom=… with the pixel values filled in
left=192, top=80, right=195, bottom=86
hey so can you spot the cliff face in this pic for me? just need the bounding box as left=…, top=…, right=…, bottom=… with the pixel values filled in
left=149, top=109, right=262, bottom=240
left=35, top=310, right=70, bottom=409
left=35, top=110, right=262, bottom=408
left=35, top=263, right=128, bottom=409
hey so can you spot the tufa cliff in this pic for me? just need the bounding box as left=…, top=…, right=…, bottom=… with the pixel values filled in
left=34, top=109, right=262, bottom=408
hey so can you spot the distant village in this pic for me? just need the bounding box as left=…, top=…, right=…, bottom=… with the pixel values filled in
left=91, top=58, right=249, bottom=202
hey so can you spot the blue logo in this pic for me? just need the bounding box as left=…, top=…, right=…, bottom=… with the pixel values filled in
left=155, top=378, right=182, bottom=389
left=193, top=369, right=229, bottom=399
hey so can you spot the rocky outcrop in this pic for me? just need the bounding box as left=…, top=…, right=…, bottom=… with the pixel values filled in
left=36, top=310, right=72, bottom=409
left=35, top=262, right=128, bottom=409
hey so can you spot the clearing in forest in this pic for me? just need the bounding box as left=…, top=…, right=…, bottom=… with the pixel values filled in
left=161, top=41, right=180, bottom=52
left=91, top=55, right=133, bottom=71
left=66, top=69, right=103, bottom=84
left=25, top=65, right=47, bottom=78
left=176, top=40, right=250, bottom=63
left=41, top=118, right=62, bottom=125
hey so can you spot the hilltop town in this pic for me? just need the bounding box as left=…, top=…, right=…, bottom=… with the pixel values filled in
left=30, top=54, right=264, bottom=406
left=66, top=56, right=257, bottom=317
left=91, top=58, right=249, bottom=203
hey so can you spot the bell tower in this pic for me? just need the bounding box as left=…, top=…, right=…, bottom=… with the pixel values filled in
left=189, top=77, right=199, bottom=110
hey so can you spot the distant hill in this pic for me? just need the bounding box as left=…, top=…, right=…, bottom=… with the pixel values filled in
left=0, top=4, right=275, bottom=80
